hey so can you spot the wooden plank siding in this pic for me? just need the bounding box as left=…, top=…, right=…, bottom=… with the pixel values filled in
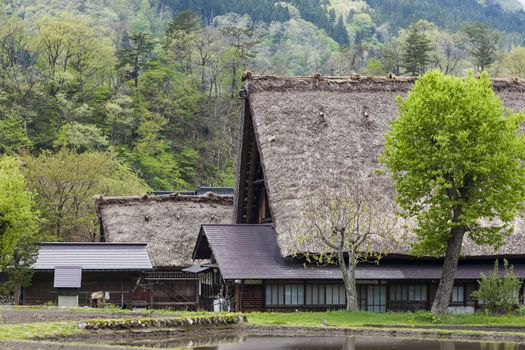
left=23, top=272, right=138, bottom=308
left=240, top=284, right=265, bottom=312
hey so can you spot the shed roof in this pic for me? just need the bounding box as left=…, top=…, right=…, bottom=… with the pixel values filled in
left=35, top=243, right=152, bottom=271
left=240, top=75, right=525, bottom=256
left=193, top=224, right=525, bottom=280
left=97, top=193, right=233, bottom=267
left=53, top=266, right=82, bottom=288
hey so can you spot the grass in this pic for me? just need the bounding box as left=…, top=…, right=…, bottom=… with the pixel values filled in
left=247, top=310, right=525, bottom=328
left=0, top=321, right=81, bottom=341
left=11, top=305, right=219, bottom=316
left=4, top=307, right=525, bottom=342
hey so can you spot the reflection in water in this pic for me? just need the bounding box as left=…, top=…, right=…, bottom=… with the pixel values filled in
left=127, top=335, right=525, bottom=350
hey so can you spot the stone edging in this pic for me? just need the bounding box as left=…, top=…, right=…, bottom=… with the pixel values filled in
left=79, top=314, right=247, bottom=330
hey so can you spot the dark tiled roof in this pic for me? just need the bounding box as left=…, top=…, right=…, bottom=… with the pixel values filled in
left=194, top=224, right=340, bottom=280
left=196, top=187, right=234, bottom=196
left=194, top=225, right=525, bottom=280
left=35, top=243, right=152, bottom=271
left=149, top=187, right=234, bottom=197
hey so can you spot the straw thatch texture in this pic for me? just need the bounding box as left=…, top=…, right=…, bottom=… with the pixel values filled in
left=245, top=75, right=525, bottom=256
left=97, top=193, right=233, bottom=267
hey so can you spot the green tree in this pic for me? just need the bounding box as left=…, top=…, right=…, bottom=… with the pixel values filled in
left=117, top=32, right=155, bottom=88
left=23, top=149, right=149, bottom=241
left=333, top=16, right=349, bottom=46
left=165, top=10, right=202, bottom=75
left=365, top=57, right=385, bottom=75
left=0, top=116, right=32, bottom=154
left=382, top=71, right=525, bottom=314
left=0, top=156, right=41, bottom=304
left=34, top=14, right=114, bottom=97
left=462, top=23, right=500, bottom=72
left=472, top=260, right=521, bottom=315
left=401, top=22, right=432, bottom=76
left=503, top=46, right=525, bottom=78
left=53, top=122, right=109, bottom=152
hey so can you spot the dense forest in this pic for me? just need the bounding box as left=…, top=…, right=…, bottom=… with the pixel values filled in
left=2, top=0, right=525, bottom=241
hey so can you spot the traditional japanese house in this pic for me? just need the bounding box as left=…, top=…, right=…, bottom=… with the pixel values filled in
left=23, top=243, right=152, bottom=307
left=189, top=75, right=525, bottom=312
left=192, top=224, right=525, bottom=312
left=96, top=192, right=233, bottom=309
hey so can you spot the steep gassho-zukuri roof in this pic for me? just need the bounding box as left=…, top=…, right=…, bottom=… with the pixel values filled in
left=243, top=75, right=525, bottom=256
left=97, top=193, right=233, bottom=267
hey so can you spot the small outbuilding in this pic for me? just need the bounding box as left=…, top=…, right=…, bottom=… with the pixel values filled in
left=23, top=243, right=152, bottom=307
left=96, top=192, right=233, bottom=309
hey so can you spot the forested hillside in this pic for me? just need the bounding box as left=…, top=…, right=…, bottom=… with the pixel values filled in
left=2, top=0, right=525, bottom=241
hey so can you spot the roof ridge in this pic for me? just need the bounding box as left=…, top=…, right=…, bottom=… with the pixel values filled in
left=96, top=192, right=234, bottom=206
left=244, top=75, right=525, bottom=94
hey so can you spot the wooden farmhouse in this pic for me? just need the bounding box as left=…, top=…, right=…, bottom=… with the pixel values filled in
left=96, top=192, right=233, bottom=309
left=23, top=243, right=152, bottom=307
left=189, top=75, right=525, bottom=313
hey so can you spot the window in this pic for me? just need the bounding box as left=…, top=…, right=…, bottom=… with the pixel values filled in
left=306, top=284, right=346, bottom=305
left=366, top=286, right=387, bottom=312
left=451, top=286, right=464, bottom=303
left=389, top=285, right=427, bottom=302
left=266, top=284, right=304, bottom=306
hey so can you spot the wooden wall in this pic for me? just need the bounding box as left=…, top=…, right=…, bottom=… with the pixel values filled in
left=23, top=271, right=137, bottom=307
left=240, top=284, right=264, bottom=312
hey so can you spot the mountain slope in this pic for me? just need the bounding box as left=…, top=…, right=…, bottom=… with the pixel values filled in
left=366, top=0, right=525, bottom=34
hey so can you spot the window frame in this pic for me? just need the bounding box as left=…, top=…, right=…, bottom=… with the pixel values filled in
left=265, top=283, right=305, bottom=306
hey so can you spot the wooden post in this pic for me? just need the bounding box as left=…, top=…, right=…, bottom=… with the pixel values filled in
left=235, top=281, right=242, bottom=312
left=149, top=283, right=154, bottom=309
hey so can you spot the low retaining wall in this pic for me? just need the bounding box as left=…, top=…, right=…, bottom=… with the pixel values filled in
left=79, top=314, right=247, bottom=330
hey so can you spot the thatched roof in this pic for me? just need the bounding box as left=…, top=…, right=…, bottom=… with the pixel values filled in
left=242, top=75, right=525, bottom=256
left=97, top=193, right=233, bottom=267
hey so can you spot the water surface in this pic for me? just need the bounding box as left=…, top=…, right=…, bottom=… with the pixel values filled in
left=127, top=335, right=525, bottom=350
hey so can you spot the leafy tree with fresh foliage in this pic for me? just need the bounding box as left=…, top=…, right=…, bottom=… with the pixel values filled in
left=0, top=156, right=41, bottom=304
left=0, top=117, right=32, bottom=154
left=401, top=22, right=432, bottom=76
left=23, top=150, right=150, bottom=241
left=462, top=23, right=500, bottom=72
left=382, top=71, right=525, bottom=314
left=53, top=122, right=109, bottom=152
left=472, top=260, right=521, bottom=315
left=503, top=47, right=525, bottom=78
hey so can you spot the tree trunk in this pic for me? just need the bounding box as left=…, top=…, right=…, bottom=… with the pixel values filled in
left=13, top=283, right=21, bottom=305
left=338, top=252, right=358, bottom=311
left=431, top=226, right=466, bottom=314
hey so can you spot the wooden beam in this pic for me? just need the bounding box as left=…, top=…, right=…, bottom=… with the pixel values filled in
left=245, top=136, right=258, bottom=224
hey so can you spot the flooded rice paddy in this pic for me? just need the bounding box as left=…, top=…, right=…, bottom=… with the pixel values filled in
left=121, top=335, right=525, bottom=349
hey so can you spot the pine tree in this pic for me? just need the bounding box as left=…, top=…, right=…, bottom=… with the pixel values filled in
left=117, top=32, right=155, bottom=88
left=401, top=22, right=432, bottom=76
left=333, top=16, right=350, bottom=47
left=462, top=23, right=500, bottom=72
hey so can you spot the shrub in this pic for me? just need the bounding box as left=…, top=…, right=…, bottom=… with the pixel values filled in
left=471, top=260, right=521, bottom=315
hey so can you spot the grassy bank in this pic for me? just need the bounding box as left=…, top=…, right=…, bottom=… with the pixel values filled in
left=0, top=321, right=81, bottom=341
left=4, top=308, right=525, bottom=342
left=247, top=310, right=525, bottom=328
